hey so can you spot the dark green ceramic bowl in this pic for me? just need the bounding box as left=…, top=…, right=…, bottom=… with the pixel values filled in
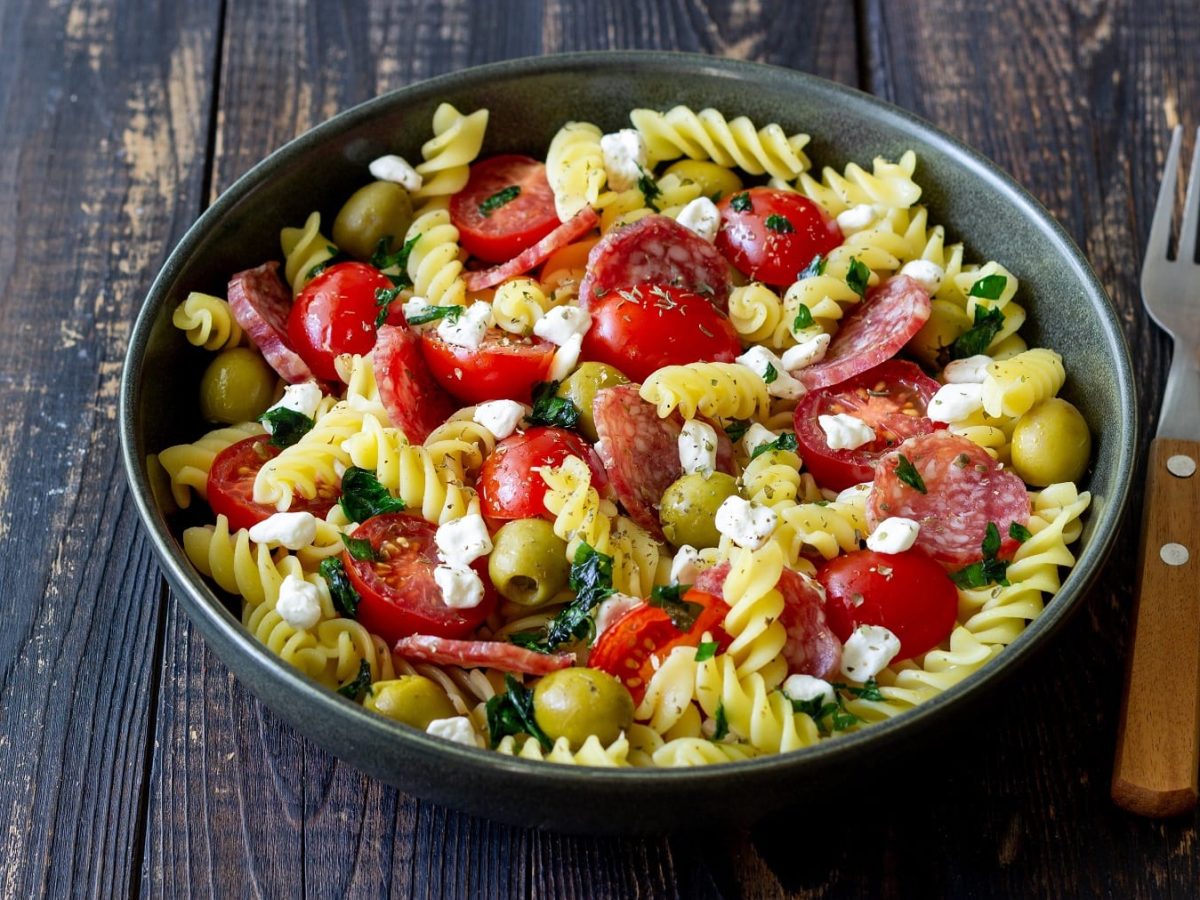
left=120, top=51, right=1135, bottom=833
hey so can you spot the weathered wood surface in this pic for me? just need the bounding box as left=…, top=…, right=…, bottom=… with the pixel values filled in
left=1, top=0, right=1198, bottom=897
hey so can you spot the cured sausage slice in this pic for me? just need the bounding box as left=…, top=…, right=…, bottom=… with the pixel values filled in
left=592, top=384, right=734, bottom=539
left=578, top=215, right=733, bottom=312
left=227, top=261, right=314, bottom=383
left=867, top=430, right=1031, bottom=569
left=393, top=635, right=575, bottom=675
left=463, top=207, right=599, bottom=291
left=796, top=274, right=932, bottom=391
left=694, top=562, right=842, bottom=680
left=373, top=324, right=459, bottom=444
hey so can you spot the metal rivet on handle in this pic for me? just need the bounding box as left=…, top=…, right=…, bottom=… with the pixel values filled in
left=1160, top=543, right=1190, bottom=566
left=1167, top=455, right=1197, bottom=478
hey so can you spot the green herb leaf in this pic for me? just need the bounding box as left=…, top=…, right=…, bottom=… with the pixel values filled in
left=486, top=674, right=553, bottom=749
left=374, top=286, right=401, bottom=327
left=527, top=380, right=581, bottom=430
left=709, top=190, right=724, bottom=203
left=531, top=543, right=616, bottom=650
left=981, top=521, right=1002, bottom=559
left=336, top=660, right=373, bottom=701
left=798, top=254, right=827, bottom=280
left=831, top=710, right=860, bottom=731
left=339, top=466, right=406, bottom=523
left=723, top=420, right=750, bottom=443
left=894, top=454, right=927, bottom=494
left=406, top=304, right=464, bottom=326
left=1009, top=522, right=1032, bottom=543
left=750, top=430, right=799, bottom=461
left=695, top=640, right=718, bottom=662
left=762, top=362, right=779, bottom=384
left=846, top=257, right=870, bottom=297
left=259, top=408, right=315, bottom=449
left=792, top=304, right=815, bottom=331
left=968, top=273, right=1008, bottom=301
left=949, top=523, right=1011, bottom=588
left=319, top=557, right=360, bottom=618
left=764, top=214, right=794, bottom=233
left=649, top=583, right=702, bottom=632
left=340, top=532, right=379, bottom=562
left=712, top=702, right=730, bottom=741
left=730, top=192, right=752, bottom=213
left=792, top=697, right=839, bottom=721
left=947, top=305, right=1006, bottom=361
left=478, top=185, right=520, bottom=217
left=844, top=678, right=884, bottom=702
left=637, top=166, right=662, bottom=210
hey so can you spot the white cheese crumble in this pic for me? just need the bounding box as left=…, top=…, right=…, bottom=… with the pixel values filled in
left=368, top=154, right=423, bottom=192
left=714, top=496, right=778, bottom=550
left=436, top=301, right=494, bottom=350
left=942, top=354, right=992, bottom=385
left=865, top=516, right=921, bottom=554
left=741, top=423, right=779, bottom=458
left=434, top=563, right=485, bottom=610
left=780, top=333, right=831, bottom=371
left=841, top=625, right=902, bottom=681
left=818, top=413, right=876, bottom=451
left=836, top=481, right=874, bottom=505
left=736, top=345, right=805, bottom=400
left=247, top=511, right=318, bottom=550
left=426, top=716, right=484, bottom=748
left=781, top=673, right=836, bottom=709
left=678, top=419, right=719, bottom=478
left=402, top=296, right=433, bottom=327
left=533, top=305, right=592, bottom=346
left=262, top=381, right=323, bottom=432
left=592, top=593, right=645, bottom=644
left=435, top=514, right=493, bottom=566
left=899, top=259, right=946, bottom=295
left=669, top=545, right=703, bottom=585
left=835, top=203, right=881, bottom=233
left=600, top=129, right=648, bottom=193
left=927, top=382, right=984, bottom=423
left=675, top=196, right=721, bottom=242
left=547, top=332, right=583, bottom=382
left=472, top=400, right=527, bottom=440
left=275, top=573, right=322, bottom=630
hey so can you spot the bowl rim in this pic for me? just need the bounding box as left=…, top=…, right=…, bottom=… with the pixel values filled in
left=120, top=49, right=1137, bottom=789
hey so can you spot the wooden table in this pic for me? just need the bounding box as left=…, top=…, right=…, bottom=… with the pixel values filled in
left=2, top=0, right=1197, bottom=895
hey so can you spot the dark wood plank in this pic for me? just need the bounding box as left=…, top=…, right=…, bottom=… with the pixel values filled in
left=142, top=0, right=857, bottom=896
left=0, top=0, right=223, bottom=896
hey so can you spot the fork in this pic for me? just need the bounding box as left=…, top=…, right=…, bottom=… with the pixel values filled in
left=1112, top=125, right=1200, bottom=817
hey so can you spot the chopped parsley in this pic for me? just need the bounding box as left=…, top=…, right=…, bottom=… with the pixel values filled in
left=894, top=454, right=927, bottom=494
left=695, top=640, right=718, bottom=662
left=947, top=305, right=1006, bottom=360
left=336, top=660, right=373, bottom=701
left=1009, top=522, right=1032, bottom=543
left=764, top=214, right=794, bottom=233
left=374, top=286, right=402, bottom=327
left=791, top=681, right=876, bottom=734
left=845, top=257, right=870, bottom=297
left=319, top=557, right=360, bottom=618
left=712, top=703, right=730, bottom=741
left=762, top=362, right=779, bottom=384
left=798, top=254, right=827, bottom=280
left=478, top=185, right=520, bottom=217
left=339, top=467, right=406, bottom=523
left=370, top=233, right=421, bottom=276
left=518, top=543, right=615, bottom=651
left=259, top=408, right=315, bottom=449
left=526, top=380, right=581, bottom=430
left=723, top=420, right=750, bottom=443
left=648, top=583, right=702, bottom=632
left=405, top=304, right=464, bottom=326
left=968, top=273, right=1008, bottom=301
left=340, top=532, right=379, bottom=562
left=730, top=192, right=752, bottom=212
left=792, top=304, right=815, bottom=331
left=637, top=167, right=662, bottom=210
left=950, top=522, right=1012, bottom=589
left=750, top=430, right=799, bottom=460
left=485, top=674, right=552, bottom=750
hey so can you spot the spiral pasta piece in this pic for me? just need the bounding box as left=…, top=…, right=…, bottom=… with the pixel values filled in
left=253, top=401, right=363, bottom=511
left=720, top=544, right=789, bottom=685
left=652, top=737, right=760, bottom=767
left=412, top=103, right=489, bottom=200
left=981, top=348, right=1066, bottom=418
left=423, top=407, right=498, bottom=482
left=636, top=645, right=702, bottom=736
left=797, top=151, right=921, bottom=217
left=694, top=655, right=821, bottom=754
left=546, top=121, right=607, bottom=220
left=639, top=362, right=770, bottom=422
left=158, top=421, right=265, bottom=508
left=777, top=501, right=867, bottom=562
left=491, top=278, right=547, bottom=335
left=280, top=211, right=338, bottom=295
left=728, top=283, right=793, bottom=349
left=171, top=292, right=244, bottom=351
left=404, top=200, right=467, bottom=308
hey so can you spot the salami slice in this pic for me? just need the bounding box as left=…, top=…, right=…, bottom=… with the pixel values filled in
left=867, top=430, right=1031, bottom=569
left=578, top=215, right=733, bottom=312
left=392, top=635, right=575, bottom=675
left=373, top=324, right=459, bottom=443
left=796, top=274, right=932, bottom=391
left=592, top=383, right=734, bottom=539
left=227, top=261, right=314, bottom=383
left=694, top=562, right=842, bottom=680
left=464, top=207, right=600, bottom=292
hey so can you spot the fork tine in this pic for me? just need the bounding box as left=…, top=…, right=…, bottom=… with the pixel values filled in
left=1177, top=127, right=1200, bottom=263
left=1145, top=126, right=1182, bottom=262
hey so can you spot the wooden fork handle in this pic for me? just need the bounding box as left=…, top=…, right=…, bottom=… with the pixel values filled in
left=1113, top=438, right=1200, bottom=817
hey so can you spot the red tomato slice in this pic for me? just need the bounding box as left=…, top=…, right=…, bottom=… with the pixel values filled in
left=392, top=635, right=575, bottom=675
left=478, top=427, right=608, bottom=521
left=450, top=155, right=561, bottom=264
left=715, top=188, right=843, bottom=287
left=581, top=281, right=742, bottom=383
left=817, top=549, right=958, bottom=660
left=206, top=436, right=337, bottom=532
left=589, top=589, right=730, bottom=702
left=419, top=327, right=556, bottom=405
left=344, top=513, right=497, bottom=643
left=286, top=262, right=394, bottom=382
left=794, top=360, right=942, bottom=492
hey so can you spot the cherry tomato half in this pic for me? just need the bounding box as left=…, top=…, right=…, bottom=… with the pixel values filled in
left=581, top=281, right=742, bottom=383
left=817, top=549, right=958, bottom=660
left=478, top=427, right=607, bottom=522
left=419, top=327, right=557, bottom=405
left=287, top=262, right=394, bottom=382
left=589, top=589, right=730, bottom=702
left=715, top=188, right=843, bottom=286
left=206, top=436, right=337, bottom=532
left=344, top=513, right=497, bottom=643
left=794, top=360, right=942, bottom=492
left=450, top=155, right=561, bottom=263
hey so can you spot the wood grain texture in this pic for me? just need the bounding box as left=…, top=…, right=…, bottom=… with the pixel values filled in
left=0, top=0, right=222, bottom=897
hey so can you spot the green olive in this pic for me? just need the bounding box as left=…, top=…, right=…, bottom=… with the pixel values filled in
left=910, top=299, right=971, bottom=367
left=199, top=347, right=276, bottom=424
left=532, top=667, right=635, bottom=748
left=364, top=675, right=456, bottom=728
left=663, top=159, right=744, bottom=200
left=1010, top=398, right=1092, bottom=486
left=488, top=518, right=571, bottom=607
left=333, top=181, right=414, bottom=261
left=556, top=362, right=630, bottom=441
left=659, top=472, right=740, bottom=549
